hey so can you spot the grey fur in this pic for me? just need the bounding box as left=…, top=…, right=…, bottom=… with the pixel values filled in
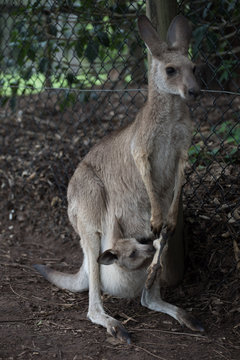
left=34, top=15, right=203, bottom=343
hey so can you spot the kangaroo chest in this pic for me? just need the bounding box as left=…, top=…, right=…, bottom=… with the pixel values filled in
left=151, top=117, right=192, bottom=191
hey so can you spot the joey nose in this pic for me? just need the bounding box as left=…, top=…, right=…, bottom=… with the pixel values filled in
left=188, top=87, right=200, bottom=99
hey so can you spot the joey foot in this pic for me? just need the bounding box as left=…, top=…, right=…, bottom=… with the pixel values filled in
left=145, top=231, right=168, bottom=289
left=108, top=319, right=131, bottom=344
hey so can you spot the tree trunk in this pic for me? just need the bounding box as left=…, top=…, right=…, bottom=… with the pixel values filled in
left=146, top=0, right=178, bottom=41
left=160, top=194, right=187, bottom=287
left=146, top=0, right=187, bottom=287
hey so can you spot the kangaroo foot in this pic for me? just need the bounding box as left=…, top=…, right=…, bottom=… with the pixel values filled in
left=107, top=318, right=131, bottom=344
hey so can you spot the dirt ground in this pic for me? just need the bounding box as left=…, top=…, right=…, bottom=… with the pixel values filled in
left=0, top=91, right=240, bottom=359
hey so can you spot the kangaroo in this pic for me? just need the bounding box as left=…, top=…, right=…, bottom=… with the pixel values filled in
left=34, top=15, right=203, bottom=344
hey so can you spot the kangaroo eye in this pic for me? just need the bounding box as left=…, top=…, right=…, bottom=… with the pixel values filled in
left=129, top=250, right=136, bottom=258
left=166, top=67, right=176, bottom=75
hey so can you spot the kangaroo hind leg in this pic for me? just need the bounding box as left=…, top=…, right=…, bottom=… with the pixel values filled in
left=79, top=222, right=131, bottom=344
left=141, top=271, right=204, bottom=332
left=73, top=165, right=131, bottom=343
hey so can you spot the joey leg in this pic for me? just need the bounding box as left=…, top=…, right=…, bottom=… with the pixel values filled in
left=145, top=228, right=168, bottom=289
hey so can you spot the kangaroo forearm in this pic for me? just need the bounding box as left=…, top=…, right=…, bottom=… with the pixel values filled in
left=132, top=149, right=162, bottom=215
left=167, top=154, right=187, bottom=231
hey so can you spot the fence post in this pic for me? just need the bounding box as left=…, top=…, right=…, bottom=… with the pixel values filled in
left=146, top=0, right=186, bottom=287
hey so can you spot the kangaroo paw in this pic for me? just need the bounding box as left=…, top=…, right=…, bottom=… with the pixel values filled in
left=150, top=223, right=162, bottom=237
left=150, top=212, right=163, bottom=237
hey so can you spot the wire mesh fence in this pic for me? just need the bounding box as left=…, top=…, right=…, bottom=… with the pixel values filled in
left=0, top=0, right=239, bottom=256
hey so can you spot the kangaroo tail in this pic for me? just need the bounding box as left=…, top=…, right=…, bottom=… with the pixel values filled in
left=33, top=264, right=88, bottom=293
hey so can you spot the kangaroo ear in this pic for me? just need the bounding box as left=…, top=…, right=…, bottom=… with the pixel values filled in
left=98, top=250, right=118, bottom=265
left=167, top=15, right=192, bottom=54
left=138, top=15, right=165, bottom=56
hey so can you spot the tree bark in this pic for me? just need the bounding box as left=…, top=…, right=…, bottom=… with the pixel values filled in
left=146, top=0, right=178, bottom=41
left=146, top=0, right=187, bottom=287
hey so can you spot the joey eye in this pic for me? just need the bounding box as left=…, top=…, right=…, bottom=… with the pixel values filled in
left=166, top=67, right=176, bottom=76
left=129, top=250, right=136, bottom=258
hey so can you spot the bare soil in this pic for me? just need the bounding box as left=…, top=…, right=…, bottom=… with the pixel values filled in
left=0, top=91, right=239, bottom=359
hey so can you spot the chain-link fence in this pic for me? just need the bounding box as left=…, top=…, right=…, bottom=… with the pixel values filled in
left=0, top=0, right=239, bottom=262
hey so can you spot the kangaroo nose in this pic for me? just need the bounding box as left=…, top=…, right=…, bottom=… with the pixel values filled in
left=188, top=88, right=200, bottom=99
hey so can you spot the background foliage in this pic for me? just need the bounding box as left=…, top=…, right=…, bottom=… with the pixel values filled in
left=0, top=0, right=239, bottom=109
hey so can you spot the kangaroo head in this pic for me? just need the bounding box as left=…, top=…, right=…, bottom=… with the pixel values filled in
left=138, top=15, right=200, bottom=101
left=98, top=237, right=154, bottom=270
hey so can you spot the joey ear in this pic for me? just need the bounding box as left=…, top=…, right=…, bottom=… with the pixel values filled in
left=97, top=250, right=118, bottom=265
left=167, top=15, right=192, bottom=54
left=138, top=15, right=165, bottom=56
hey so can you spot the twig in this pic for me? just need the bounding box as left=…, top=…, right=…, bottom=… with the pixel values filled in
left=132, top=327, right=207, bottom=338
left=47, top=320, right=84, bottom=332
left=227, top=223, right=240, bottom=272
left=233, top=240, right=240, bottom=271
left=0, top=318, right=35, bottom=323
left=215, top=45, right=240, bottom=56
left=0, top=262, right=33, bottom=270
left=9, top=283, right=29, bottom=300
left=32, top=296, right=76, bottom=307
left=213, top=349, right=229, bottom=360
left=120, top=312, right=138, bottom=324
left=132, top=344, right=167, bottom=360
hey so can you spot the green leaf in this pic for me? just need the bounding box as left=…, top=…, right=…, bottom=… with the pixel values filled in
left=188, top=144, right=202, bottom=164
left=10, top=29, right=18, bottom=42
left=28, top=47, right=37, bottom=62
left=188, top=144, right=201, bottom=156
left=38, top=58, right=49, bottom=74
left=66, top=72, right=77, bottom=85
left=203, top=2, right=212, bottom=18
left=59, top=92, right=77, bottom=111
left=97, top=31, right=110, bottom=47
left=17, top=46, right=27, bottom=66
left=215, top=121, right=229, bottom=134
left=209, top=148, right=219, bottom=156
left=85, top=40, right=99, bottom=63
left=75, top=39, right=85, bottom=58
left=23, top=67, right=33, bottom=80
left=48, top=24, right=58, bottom=36
left=192, top=25, right=208, bottom=57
